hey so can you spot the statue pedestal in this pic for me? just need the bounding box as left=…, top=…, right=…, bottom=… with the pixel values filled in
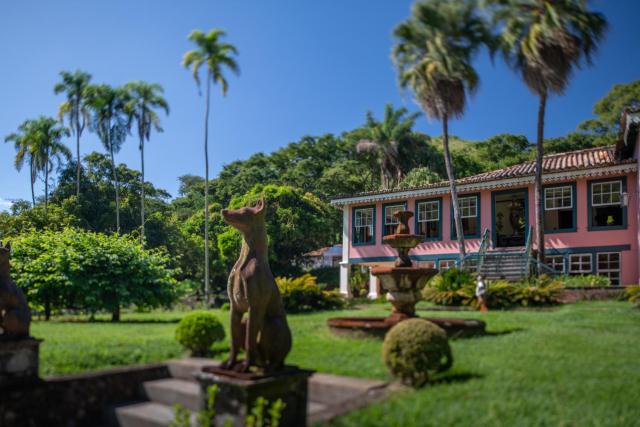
left=195, top=366, right=313, bottom=427
left=0, top=337, right=41, bottom=388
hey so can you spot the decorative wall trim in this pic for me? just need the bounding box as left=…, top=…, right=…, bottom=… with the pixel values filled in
left=331, top=163, right=637, bottom=207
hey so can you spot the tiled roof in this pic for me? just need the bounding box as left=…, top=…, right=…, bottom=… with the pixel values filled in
left=332, top=146, right=635, bottom=202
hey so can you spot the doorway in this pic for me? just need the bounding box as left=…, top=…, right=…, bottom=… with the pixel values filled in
left=492, top=189, right=528, bottom=248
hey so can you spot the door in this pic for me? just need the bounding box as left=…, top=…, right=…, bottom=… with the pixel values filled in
left=492, top=189, right=528, bottom=248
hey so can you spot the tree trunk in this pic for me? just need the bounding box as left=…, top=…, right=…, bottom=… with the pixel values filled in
left=442, top=114, right=466, bottom=261
left=108, top=126, right=121, bottom=234
left=534, top=92, right=547, bottom=267
left=44, top=298, right=51, bottom=321
left=30, top=160, right=35, bottom=207
left=44, top=148, right=49, bottom=216
left=140, top=135, right=146, bottom=245
left=203, top=73, right=211, bottom=304
left=380, top=163, right=387, bottom=190
left=111, top=305, right=120, bottom=322
left=76, top=115, right=81, bottom=198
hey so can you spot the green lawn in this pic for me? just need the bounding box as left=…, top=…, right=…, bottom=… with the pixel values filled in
left=33, top=302, right=640, bottom=426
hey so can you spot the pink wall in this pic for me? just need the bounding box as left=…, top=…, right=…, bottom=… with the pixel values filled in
left=348, top=172, right=638, bottom=285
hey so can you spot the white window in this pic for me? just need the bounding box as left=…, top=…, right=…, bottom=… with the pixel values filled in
left=591, top=180, right=625, bottom=228
left=569, top=254, right=592, bottom=275
left=459, top=196, right=478, bottom=218
left=417, top=200, right=440, bottom=239
left=545, top=255, right=565, bottom=273
left=384, top=204, right=405, bottom=236
left=354, top=207, right=374, bottom=244
left=439, top=260, right=455, bottom=270
left=545, top=186, right=573, bottom=210
left=597, top=252, right=621, bottom=286
left=592, top=181, right=622, bottom=206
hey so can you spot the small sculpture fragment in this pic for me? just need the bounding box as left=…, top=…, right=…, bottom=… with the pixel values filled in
left=0, top=242, right=31, bottom=339
left=220, top=198, right=292, bottom=373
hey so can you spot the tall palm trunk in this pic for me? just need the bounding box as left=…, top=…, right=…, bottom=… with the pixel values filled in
left=203, top=72, right=211, bottom=304
left=76, top=116, right=81, bottom=198
left=108, top=122, right=121, bottom=234
left=29, top=160, right=35, bottom=206
left=140, top=134, right=146, bottom=245
left=442, top=114, right=466, bottom=260
left=534, top=92, right=547, bottom=266
left=44, top=148, right=49, bottom=216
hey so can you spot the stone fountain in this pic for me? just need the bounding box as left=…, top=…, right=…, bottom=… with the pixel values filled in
left=327, top=210, right=485, bottom=338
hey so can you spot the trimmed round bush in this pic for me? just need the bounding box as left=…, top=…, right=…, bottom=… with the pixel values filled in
left=382, top=319, right=453, bottom=387
left=175, top=311, right=225, bottom=356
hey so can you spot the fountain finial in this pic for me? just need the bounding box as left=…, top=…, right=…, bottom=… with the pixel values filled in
left=394, top=210, right=413, bottom=235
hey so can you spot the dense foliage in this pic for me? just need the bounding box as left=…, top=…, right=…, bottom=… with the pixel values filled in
left=10, top=228, right=178, bottom=320
left=174, top=311, right=225, bottom=356
left=382, top=319, right=452, bottom=388
left=218, top=185, right=337, bottom=277
left=562, top=274, right=611, bottom=288
left=422, top=268, right=565, bottom=308
left=275, top=274, right=344, bottom=313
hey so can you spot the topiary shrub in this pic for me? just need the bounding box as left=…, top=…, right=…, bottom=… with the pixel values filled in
left=382, top=319, right=453, bottom=388
left=175, top=311, right=225, bottom=356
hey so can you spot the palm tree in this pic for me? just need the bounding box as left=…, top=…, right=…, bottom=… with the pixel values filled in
left=393, top=0, right=493, bottom=260
left=30, top=117, right=72, bottom=214
left=124, top=81, right=170, bottom=244
left=85, top=84, right=130, bottom=234
left=487, top=0, right=607, bottom=265
left=54, top=70, right=92, bottom=198
left=183, top=29, right=239, bottom=303
left=356, top=104, right=420, bottom=190
left=5, top=120, right=40, bottom=206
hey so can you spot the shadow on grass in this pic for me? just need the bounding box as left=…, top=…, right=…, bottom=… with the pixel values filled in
left=48, top=319, right=182, bottom=324
left=431, top=371, right=483, bottom=386
left=482, top=327, right=525, bottom=337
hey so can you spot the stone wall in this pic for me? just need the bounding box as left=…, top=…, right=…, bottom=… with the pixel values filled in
left=0, top=363, right=170, bottom=427
left=560, top=287, right=626, bottom=304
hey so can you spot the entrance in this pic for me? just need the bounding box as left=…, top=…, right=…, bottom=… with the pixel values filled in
left=492, top=189, right=528, bottom=248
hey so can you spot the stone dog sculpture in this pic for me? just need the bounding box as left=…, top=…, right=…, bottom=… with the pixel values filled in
left=220, top=198, right=292, bottom=373
left=0, top=242, right=31, bottom=339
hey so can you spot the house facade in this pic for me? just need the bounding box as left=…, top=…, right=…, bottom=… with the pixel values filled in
left=331, top=110, right=640, bottom=297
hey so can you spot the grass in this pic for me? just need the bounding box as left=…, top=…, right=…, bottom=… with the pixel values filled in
left=33, top=302, right=640, bottom=426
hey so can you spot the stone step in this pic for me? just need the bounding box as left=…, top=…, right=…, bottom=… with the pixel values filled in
left=309, top=373, right=388, bottom=406
left=116, top=402, right=195, bottom=427
left=144, top=378, right=201, bottom=411
left=166, top=358, right=218, bottom=381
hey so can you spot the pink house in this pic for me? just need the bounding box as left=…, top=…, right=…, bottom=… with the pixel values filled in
left=332, top=110, right=640, bottom=296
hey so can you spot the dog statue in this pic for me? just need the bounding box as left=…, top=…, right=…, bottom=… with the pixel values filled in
left=220, top=198, right=292, bottom=373
left=0, top=242, right=31, bottom=339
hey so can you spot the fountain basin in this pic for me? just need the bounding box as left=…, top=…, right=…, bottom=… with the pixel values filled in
left=327, top=316, right=486, bottom=339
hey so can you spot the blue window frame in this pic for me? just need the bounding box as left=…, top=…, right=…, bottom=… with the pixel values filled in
left=544, top=182, right=577, bottom=233
left=382, top=201, right=407, bottom=237
left=451, top=193, right=481, bottom=239
left=588, top=177, right=627, bottom=231
left=352, top=205, right=376, bottom=246
left=415, top=198, right=442, bottom=241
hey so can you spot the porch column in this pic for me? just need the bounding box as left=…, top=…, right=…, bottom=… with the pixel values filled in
left=339, top=205, right=351, bottom=297
left=367, top=267, right=379, bottom=299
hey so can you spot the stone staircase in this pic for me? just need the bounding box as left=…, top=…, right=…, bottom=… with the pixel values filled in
left=476, top=251, right=530, bottom=282
left=115, top=358, right=390, bottom=427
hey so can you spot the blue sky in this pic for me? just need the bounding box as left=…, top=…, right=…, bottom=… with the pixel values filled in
left=1, top=0, right=639, bottom=210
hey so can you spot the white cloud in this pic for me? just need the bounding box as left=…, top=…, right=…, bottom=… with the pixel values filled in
left=0, top=198, right=13, bottom=212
